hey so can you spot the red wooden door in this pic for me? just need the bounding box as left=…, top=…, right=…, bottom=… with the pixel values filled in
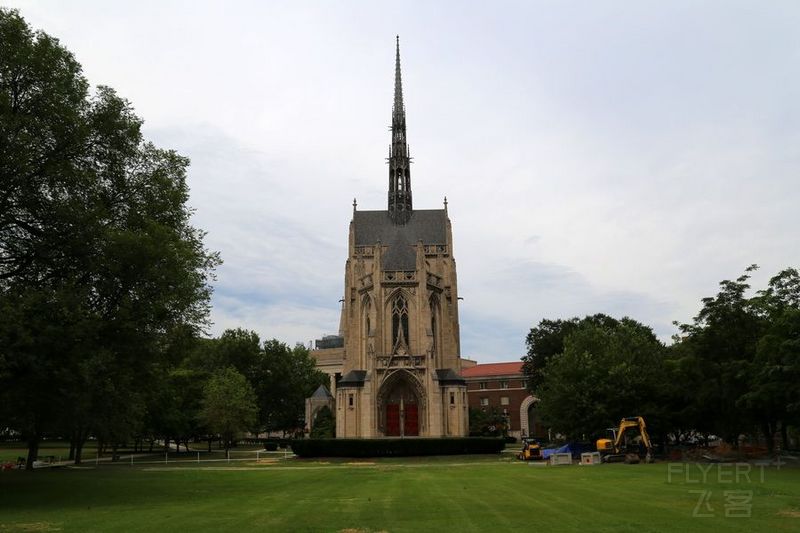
left=386, top=404, right=400, bottom=436
left=404, top=404, right=418, bottom=436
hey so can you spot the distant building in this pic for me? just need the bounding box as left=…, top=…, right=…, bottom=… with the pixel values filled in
left=462, top=362, right=545, bottom=440
left=308, top=38, right=468, bottom=438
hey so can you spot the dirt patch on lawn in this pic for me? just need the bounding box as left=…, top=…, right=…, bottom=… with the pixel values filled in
left=777, top=509, right=800, bottom=518
left=0, top=523, right=62, bottom=532
left=338, top=529, right=389, bottom=533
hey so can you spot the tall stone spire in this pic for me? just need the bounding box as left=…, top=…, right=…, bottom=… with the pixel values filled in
left=388, top=35, right=412, bottom=224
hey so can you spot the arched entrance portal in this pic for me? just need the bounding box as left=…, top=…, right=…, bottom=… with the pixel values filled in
left=378, top=371, right=424, bottom=437
left=519, top=395, right=539, bottom=438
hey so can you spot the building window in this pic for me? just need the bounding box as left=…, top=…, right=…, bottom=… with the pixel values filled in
left=480, top=397, right=489, bottom=407
left=450, top=392, right=455, bottom=405
left=500, top=380, right=509, bottom=389
left=521, top=379, right=528, bottom=389
left=479, top=382, right=487, bottom=390
left=500, top=396, right=510, bottom=406
left=391, top=294, right=409, bottom=353
left=348, top=394, right=354, bottom=407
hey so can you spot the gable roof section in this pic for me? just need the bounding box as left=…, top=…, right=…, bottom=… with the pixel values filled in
left=353, top=209, right=447, bottom=270
left=460, top=361, right=524, bottom=379
left=310, top=385, right=333, bottom=399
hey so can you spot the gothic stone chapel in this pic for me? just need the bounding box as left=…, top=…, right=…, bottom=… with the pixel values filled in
left=310, top=38, right=469, bottom=438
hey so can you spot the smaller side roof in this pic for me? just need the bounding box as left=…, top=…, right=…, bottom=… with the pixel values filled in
left=435, top=368, right=466, bottom=385
left=310, top=385, right=333, bottom=399
left=338, top=370, right=368, bottom=387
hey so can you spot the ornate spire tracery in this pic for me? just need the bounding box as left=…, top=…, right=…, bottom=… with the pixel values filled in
left=388, top=36, right=412, bottom=224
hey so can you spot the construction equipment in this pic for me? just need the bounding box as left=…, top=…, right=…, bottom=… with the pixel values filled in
left=596, top=416, right=653, bottom=464
left=518, top=438, right=543, bottom=461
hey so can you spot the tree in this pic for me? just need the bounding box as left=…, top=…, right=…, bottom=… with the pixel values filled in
left=199, top=368, right=258, bottom=453
left=521, top=314, right=619, bottom=391
left=742, top=268, right=800, bottom=450
left=310, top=406, right=335, bottom=439
left=535, top=317, right=665, bottom=441
left=252, top=341, right=328, bottom=435
left=672, top=266, right=766, bottom=445
left=0, top=9, right=219, bottom=468
left=468, top=407, right=508, bottom=437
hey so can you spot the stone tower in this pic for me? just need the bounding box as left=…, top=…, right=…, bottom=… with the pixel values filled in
left=333, top=38, right=468, bottom=438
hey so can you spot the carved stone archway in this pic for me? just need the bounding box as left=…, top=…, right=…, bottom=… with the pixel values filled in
left=376, top=370, right=426, bottom=436
left=519, top=395, right=539, bottom=438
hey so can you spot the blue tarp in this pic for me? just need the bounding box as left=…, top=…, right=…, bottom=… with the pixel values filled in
left=541, top=442, right=594, bottom=459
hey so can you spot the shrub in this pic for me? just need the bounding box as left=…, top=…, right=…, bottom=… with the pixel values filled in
left=291, top=437, right=505, bottom=458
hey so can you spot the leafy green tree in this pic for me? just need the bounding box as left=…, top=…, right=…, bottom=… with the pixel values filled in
left=253, top=341, right=328, bottom=435
left=741, top=268, right=800, bottom=450
left=199, top=368, right=258, bottom=453
left=672, top=266, right=766, bottom=445
left=536, top=317, right=665, bottom=441
left=468, top=407, right=508, bottom=437
left=521, top=314, right=619, bottom=391
left=208, top=328, right=263, bottom=377
left=0, top=9, right=218, bottom=468
left=310, top=406, right=335, bottom=439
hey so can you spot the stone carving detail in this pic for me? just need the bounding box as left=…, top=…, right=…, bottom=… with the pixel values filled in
left=426, top=272, right=443, bottom=288
left=359, top=273, right=373, bottom=289
left=383, top=270, right=416, bottom=283
left=354, top=246, right=374, bottom=257
left=423, top=245, right=448, bottom=255
left=376, top=354, right=426, bottom=369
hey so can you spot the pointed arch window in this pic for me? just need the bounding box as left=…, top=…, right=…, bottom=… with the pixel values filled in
left=391, top=294, right=409, bottom=354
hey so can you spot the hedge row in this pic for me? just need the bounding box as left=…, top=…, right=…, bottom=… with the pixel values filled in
left=291, top=437, right=505, bottom=458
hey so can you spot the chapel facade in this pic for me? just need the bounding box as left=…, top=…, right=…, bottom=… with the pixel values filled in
left=310, top=38, right=468, bottom=438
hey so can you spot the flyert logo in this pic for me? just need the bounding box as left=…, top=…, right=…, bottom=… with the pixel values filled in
left=666, top=463, right=774, bottom=518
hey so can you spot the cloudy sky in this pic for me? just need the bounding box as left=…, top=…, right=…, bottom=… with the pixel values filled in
left=9, top=1, right=800, bottom=361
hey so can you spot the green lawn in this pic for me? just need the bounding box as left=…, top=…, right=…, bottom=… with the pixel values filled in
left=0, top=441, right=98, bottom=463
left=0, top=441, right=274, bottom=464
left=0, top=457, right=798, bottom=532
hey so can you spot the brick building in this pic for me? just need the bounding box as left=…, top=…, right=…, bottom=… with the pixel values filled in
left=462, top=362, right=546, bottom=440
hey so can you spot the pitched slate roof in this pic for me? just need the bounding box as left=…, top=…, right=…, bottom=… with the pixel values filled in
left=310, top=385, right=333, bottom=399
left=337, top=370, right=368, bottom=387
left=460, top=361, right=524, bottom=378
left=435, top=368, right=466, bottom=385
left=353, top=209, right=447, bottom=270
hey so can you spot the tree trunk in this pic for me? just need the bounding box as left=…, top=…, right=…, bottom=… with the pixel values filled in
left=164, top=437, right=170, bottom=453
left=761, top=422, right=774, bottom=454
left=779, top=422, right=788, bottom=451
left=25, top=436, right=39, bottom=471
left=74, top=437, right=85, bottom=465
left=112, top=443, right=119, bottom=462
left=68, top=434, right=76, bottom=461
left=148, top=439, right=154, bottom=453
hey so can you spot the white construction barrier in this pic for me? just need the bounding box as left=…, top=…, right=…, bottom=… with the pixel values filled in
left=581, top=452, right=601, bottom=465
left=549, top=453, right=572, bottom=466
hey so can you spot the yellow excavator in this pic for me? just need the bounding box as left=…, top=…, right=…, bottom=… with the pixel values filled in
left=596, top=416, right=653, bottom=464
